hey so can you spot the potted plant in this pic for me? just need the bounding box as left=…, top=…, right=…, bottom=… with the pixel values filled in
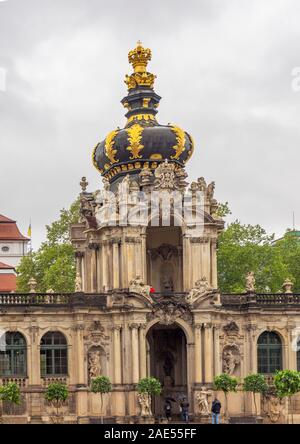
left=44, top=382, right=69, bottom=424
left=0, top=382, right=21, bottom=423
left=274, top=369, right=300, bottom=424
left=243, top=373, right=268, bottom=420
left=213, top=373, right=238, bottom=421
left=137, top=377, right=162, bottom=419
left=90, top=376, right=112, bottom=424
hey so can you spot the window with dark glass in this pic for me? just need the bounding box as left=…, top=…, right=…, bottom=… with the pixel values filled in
left=257, top=331, right=282, bottom=374
left=40, top=332, right=68, bottom=377
left=0, top=332, right=27, bottom=376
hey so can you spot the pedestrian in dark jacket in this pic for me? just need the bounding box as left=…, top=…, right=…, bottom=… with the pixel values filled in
left=180, top=397, right=189, bottom=422
left=211, top=398, right=221, bottom=424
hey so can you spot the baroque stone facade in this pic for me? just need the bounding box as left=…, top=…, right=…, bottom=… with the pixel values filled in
left=1, top=43, right=300, bottom=424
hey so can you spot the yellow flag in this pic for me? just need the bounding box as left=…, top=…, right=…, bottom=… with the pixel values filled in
left=27, top=223, right=32, bottom=238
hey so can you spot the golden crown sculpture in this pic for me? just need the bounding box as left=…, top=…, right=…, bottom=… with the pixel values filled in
left=128, top=41, right=152, bottom=73
left=125, top=41, right=156, bottom=90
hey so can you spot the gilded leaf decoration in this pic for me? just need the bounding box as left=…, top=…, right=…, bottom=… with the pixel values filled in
left=171, top=125, right=186, bottom=160
left=105, top=130, right=119, bottom=164
left=126, top=124, right=144, bottom=159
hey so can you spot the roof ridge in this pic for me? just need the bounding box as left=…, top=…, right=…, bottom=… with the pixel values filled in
left=0, top=214, right=15, bottom=223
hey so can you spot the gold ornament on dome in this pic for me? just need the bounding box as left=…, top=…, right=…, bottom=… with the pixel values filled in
left=104, top=129, right=119, bottom=163
left=126, top=113, right=156, bottom=124
left=126, top=123, right=144, bottom=159
left=125, top=41, right=156, bottom=90
left=171, top=125, right=186, bottom=159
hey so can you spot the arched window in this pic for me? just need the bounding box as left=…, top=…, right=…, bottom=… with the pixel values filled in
left=257, top=331, right=282, bottom=374
left=40, top=332, right=68, bottom=377
left=0, top=332, right=27, bottom=376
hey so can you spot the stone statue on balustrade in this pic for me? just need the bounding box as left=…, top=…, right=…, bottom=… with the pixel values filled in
left=186, top=277, right=212, bottom=304
left=246, top=271, right=256, bottom=292
left=129, top=276, right=151, bottom=298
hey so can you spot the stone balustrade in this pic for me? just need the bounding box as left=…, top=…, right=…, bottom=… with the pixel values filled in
left=221, top=293, right=300, bottom=308
left=0, top=377, right=28, bottom=388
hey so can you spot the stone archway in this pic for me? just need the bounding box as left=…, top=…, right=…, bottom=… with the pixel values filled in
left=146, top=322, right=188, bottom=417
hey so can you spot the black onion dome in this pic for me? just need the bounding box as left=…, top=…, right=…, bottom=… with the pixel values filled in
left=92, top=42, right=195, bottom=183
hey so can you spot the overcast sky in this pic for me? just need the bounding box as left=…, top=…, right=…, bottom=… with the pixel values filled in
left=0, top=0, right=300, bottom=249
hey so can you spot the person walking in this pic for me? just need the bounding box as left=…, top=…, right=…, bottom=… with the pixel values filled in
left=180, top=397, right=190, bottom=422
left=164, top=400, right=172, bottom=421
left=211, top=397, right=221, bottom=424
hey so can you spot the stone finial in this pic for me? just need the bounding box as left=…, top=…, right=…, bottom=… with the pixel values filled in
left=46, top=288, right=54, bottom=293
left=80, top=176, right=88, bottom=192
left=282, top=278, right=294, bottom=294
left=246, top=271, right=255, bottom=292
left=197, top=177, right=207, bottom=191
left=206, top=181, right=215, bottom=200
left=28, top=277, right=37, bottom=293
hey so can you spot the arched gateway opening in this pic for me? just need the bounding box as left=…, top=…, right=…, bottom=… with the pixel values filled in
left=146, top=322, right=188, bottom=416
left=146, top=226, right=183, bottom=293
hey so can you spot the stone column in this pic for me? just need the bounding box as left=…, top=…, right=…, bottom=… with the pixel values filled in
left=102, top=242, right=108, bottom=291
left=204, top=323, right=213, bottom=383
left=112, top=240, right=120, bottom=289
left=89, top=243, right=98, bottom=293
left=211, top=239, right=218, bottom=289
left=97, top=246, right=102, bottom=292
left=75, top=323, right=88, bottom=418
left=29, top=326, right=40, bottom=386
left=248, top=325, right=257, bottom=373
left=130, top=324, right=140, bottom=384
left=194, top=324, right=202, bottom=383
left=139, top=324, right=147, bottom=379
left=288, top=325, right=298, bottom=370
left=75, top=251, right=83, bottom=277
left=213, top=325, right=221, bottom=376
left=75, top=323, right=85, bottom=384
left=126, top=241, right=135, bottom=285
left=141, top=234, right=147, bottom=283
left=182, top=235, right=191, bottom=291
left=201, top=238, right=210, bottom=286
left=112, top=326, right=122, bottom=384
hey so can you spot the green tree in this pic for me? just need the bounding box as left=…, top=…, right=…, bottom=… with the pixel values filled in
left=213, top=373, right=238, bottom=419
left=216, top=201, right=231, bottom=219
left=243, top=374, right=268, bottom=416
left=90, top=376, right=112, bottom=424
left=16, top=200, right=80, bottom=293
left=273, top=232, right=300, bottom=292
left=217, top=221, right=289, bottom=293
left=0, top=382, right=21, bottom=420
left=45, top=383, right=69, bottom=422
left=274, top=369, right=300, bottom=424
left=137, top=377, right=162, bottom=396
